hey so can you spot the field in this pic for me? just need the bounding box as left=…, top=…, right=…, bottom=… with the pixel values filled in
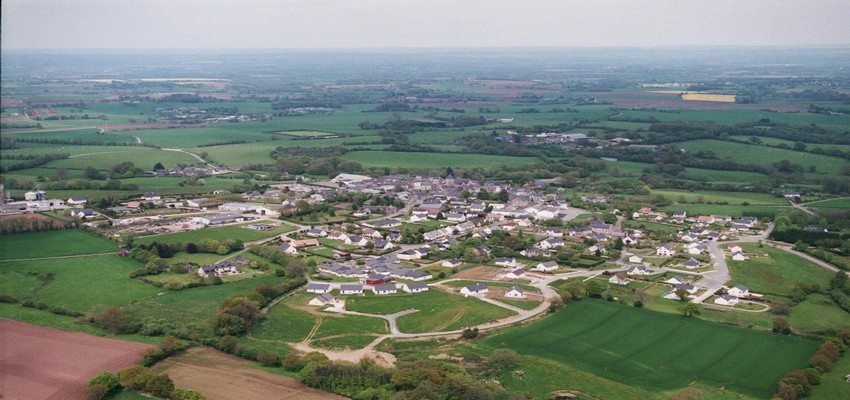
left=135, top=222, right=295, bottom=246
left=0, top=230, right=118, bottom=260
left=343, top=289, right=516, bottom=333
left=0, top=318, right=153, bottom=400
left=343, top=151, right=540, bottom=169
left=151, top=348, right=345, bottom=400
left=651, top=189, right=787, bottom=205
left=675, top=140, right=848, bottom=175
left=726, top=243, right=834, bottom=297
left=680, top=93, right=736, bottom=102
left=810, top=352, right=850, bottom=399
left=658, top=203, right=791, bottom=218
left=481, top=300, right=818, bottom=398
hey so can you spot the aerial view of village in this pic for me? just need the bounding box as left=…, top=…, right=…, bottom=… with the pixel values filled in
left=2, top=1, right=850, bottom=400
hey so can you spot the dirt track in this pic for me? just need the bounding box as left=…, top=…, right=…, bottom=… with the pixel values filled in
left=151, top=348, right=346, bottom=400
left=0, top=318, right=153, bottom=400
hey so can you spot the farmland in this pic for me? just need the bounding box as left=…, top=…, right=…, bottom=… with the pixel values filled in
left=675, top=140, right=848, bottom=175
left=480, top=300, right=818, bottom=398
left=0, top=230, right=117, bottom=260
left=135, top=222, right=296, bottom=247
left=343, top=151, right=540, bottom=169
left=726, top=243, right=834, bottom=298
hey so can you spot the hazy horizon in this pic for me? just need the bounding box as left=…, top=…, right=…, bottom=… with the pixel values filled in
left=3, top=0, right=849, bottom=50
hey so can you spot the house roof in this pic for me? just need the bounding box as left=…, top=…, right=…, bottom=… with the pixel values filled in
left=464, top=283, right=488, bottom=292
left=340, top=284, right=363, bottom=291
left=307, top=283, right=331, bottom=291
left=316, top=293, right=335, bottom=302
left=507, top=285, right=524, bottom=293
left=373, top=283, right=397, bottom=292
left=405, top=282, right=428, bottom=290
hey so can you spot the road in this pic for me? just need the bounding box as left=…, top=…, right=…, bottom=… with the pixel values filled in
left=691, top=223, right=773, bottom=303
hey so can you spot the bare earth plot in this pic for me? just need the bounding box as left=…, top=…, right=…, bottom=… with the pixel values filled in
left=0, top=318, right=152, bottom=400
left=151, top=348, right=346, bottom=400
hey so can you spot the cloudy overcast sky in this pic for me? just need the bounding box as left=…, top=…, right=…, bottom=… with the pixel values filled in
left=2, top=0, right=849, bottom=49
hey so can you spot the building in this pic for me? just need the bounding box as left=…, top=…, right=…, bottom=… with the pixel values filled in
left=532, top=261, right=559, bottom=272
left=505, top=286, right=526, bottom=298
left=728, top=285, right=750, bottom=298
left=372, top=283, right=398, bottom=295
left=609, top=273, right=630, bottom=286
left=460, top=283, right=488, bottom=295
left=306, top=283, right=332, bottom=294
left=339, top=284, right=364, bottom=295
left=402, top=282, right=429, bottom=293
left=309, top=293, right=338, bottom=307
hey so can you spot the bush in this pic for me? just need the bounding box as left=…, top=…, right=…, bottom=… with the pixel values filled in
left=282, top=353, right=306, bottom=372
left=88, top=371, right=119, bottom=393
left=85, top=384, right=108, bottom=400
left=257, top=352, right=279, bottom=366
left=0, top=294, right=19, bottom=303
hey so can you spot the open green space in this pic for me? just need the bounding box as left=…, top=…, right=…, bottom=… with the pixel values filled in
left=252, top=299, right=317, bottom=342
left=343, top=289, right=515, bottom=333
left=807, top=198, right=850, bottom=209
left=481, top=299, right=818, bottom=398
left=343, top=151, right=540, bottom=169
left=0, top=230, right=118, bottom=260
left=0, top=255, right=160, bottom=312
left=622, top=220, right=682, bottom=233
left=787, top=293, right=850, bottom=333
left=651, top=189, right=787, bottom=205
left=311, top=335, right=380, bottom=350
left=135, top=222, right=295, bottom=247
left=727, top=243, right=834, bottom=297
left=810, top=352, right=850, bottom=400
left=675, top=140, right=848, bottom=175
left=658, top=203, right=790, bottom=218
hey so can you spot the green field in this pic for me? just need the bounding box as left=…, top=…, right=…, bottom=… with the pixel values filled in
left=807, top=198, right=850, bottom=209
left=0, top=255, right=160, bottom=312
left=343, top=151, right=540, bottom=169
left=727, top=243, right=834, bottom=297
left=343, top=289, right=515, bottom=333
left=658, top=203, right=790, bottom=218
left=676, top=140, right=849, bottom=175
left=651, top=189, right=787, bottom=205
left=788, top=293, right=850, bottom=333
left=135, top=222, right=295, bottom=247
left=810, top=352, right=850, bottom=399
left=252, top=298, right=318, bottom=342
left=481, top=299, right=818, bottom=398
left=0, top=230, right=118, bottom=260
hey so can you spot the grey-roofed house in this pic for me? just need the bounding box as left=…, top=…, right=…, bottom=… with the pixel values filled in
left=403, top=282, right=429, bottom=293
left=372, top=283, right=398, bottom=295
left=306, top=283, right=331, bottom=294
left=339, top=284, right=364, bottom=295
left=460, top=283, right=488, bottom=295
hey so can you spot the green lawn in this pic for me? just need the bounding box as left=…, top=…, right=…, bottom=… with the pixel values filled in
left=787, top=293, right=850, bottom=333
left=252, top=297, right=318, bottom=342
left=0, top=230, right=118, bottom=260
left=135, top=222, right=295, bottom=247
left=481, top=299, right=818, bottom=399
left=727, top=243, right=834, bottom=297
left=343, top=289, right=515, bottom=333
left=343, top=151, right=540, bottom=169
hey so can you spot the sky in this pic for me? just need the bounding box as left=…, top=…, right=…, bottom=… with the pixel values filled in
left=2, top=0, right=849, bottom=49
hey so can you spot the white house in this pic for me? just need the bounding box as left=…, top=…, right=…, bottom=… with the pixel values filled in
left=402, top=282, right=429, bottom=293
left=728, top=284, right=750, bottom=298
left=372, top=283, right=398, bottom=295
left=495, top=257, right=521, bottom=268
left=714, top=295, right=739, bottom=306
left=460, top=283, right=488, bottom=296
left=306, top=283, right=332, bottom=294
left=661, top=290, right=681, bottom=300
left=627, top=255, right=644, bottom=264
left=442, top=258, right=463, bottom=268
left=728, top=244, right=743, bottom=254
left=532, top=261, right=559, bottom=272
left=309, top=293, right=338, bottom=306
left=67, top=197, right=88, bottom=206
left=731, top=251, right=748, bottom=261
left=656, top=245, right=675, bottom=257
left=505, top=286, right=526, bottom=298
left=608, top=273, right=630, bottom=286
left=627, top=265, right=650, bottom=275
left=504, top=268, right=526, bottom=279
left=339, top=284, right=364, bottom=295
left=538, top=238, right=564, bottom=249
left=623, top=235, right=639, bottom=246
left=277, top=244, right=298, bottom=255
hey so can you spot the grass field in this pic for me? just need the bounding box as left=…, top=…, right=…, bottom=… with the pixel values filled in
left=343, top=289, right=515, bottom=333
left=727, top=243, right=834, bottom=297
left=807, top=198, right=850, bottom=209
left=658, top=203, right=790, bottom=218
left=0, top=255, right=160, bottom=312
left=787, top=293, right=850, bottom=333
left=481, top=299, right=818, bottom=398
left=343, top=151, right=540, bottom=169
left=676, top=140, right=849, bottom=175
left=622, top=220, right=682, bottom=233
left=809, top=352, right=850, bottom=399
left=651, top=189, right=787, bottom=205
left=252, top=299, right=318, bottom=342
left=135, top=222, right=295, bottom=247
left=0, top=230, right=117, bottom=260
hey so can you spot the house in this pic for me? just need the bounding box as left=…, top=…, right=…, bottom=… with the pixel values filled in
left=446, top=213, right=467, bottom=222
left=442, top=258, right=463, bottom=268
left=665, top=276, right=686, bottom=285
left=141, top=192, right=161, bottom=201
left=277, top=243, right=298, bottom=255
left=609, top=273, right=630, bottom=286
left=505, top=286, right=526, bottom=298
left=728, top=244, right=743, bottom=254
left=656, top=245, right=675, bottom=257
left=623, top=235, right=639, bottom=245
left=306, top=283, right=332, bottom=294
left=232, top=256, right=251, bottom=266
left=627, top=265, right=650, bottom=275
left=289, top=238, right=320, bottom=248
left=67, top=196, right=87, bottom=206
left=545, top=228, right=563, bottom=237
left=532, top=261, right=559, bottom=272
left=674, top=283, right=697, bottom=294
left=70, top=208, right=96, bottom=219
left=495, top=257, right=521, bottom=268
left=197, top=262, right=241, bottom=278
left=373, top=219, right=402, bottom=229
left=402, top=282, right=429, bottom=293
left=339, top=284, right=364, bottom=295
left=397, top=249, right=424, bottom=261
left=731, top=251, right=748, bottom=261
left=683, top=258, right=701, bottom=269
left=627, top=255, right=644, bottom=264
left=372, top=283, right=398, bottom=295
left=661, top=290, right=681, bottom=301
left=373, top=240, right=395, bottom=251
left=460, top=283, right=488, bottom=295
left=729, top=223, right=750, bottom=232
left=504, top=268, right=526, bottom=279
left=362, top=228, right=383, bottom=239
left=521, top=248, right=552, bottom=258
left=345, top=235, right=369, bottom=247
left=309, top=293, right=337, bottom=307
left=685, top=245, right=706, bottom=256
left=728, top=284, right=750, bottom=298
left=306, top=228, right=328, bottom=237
left=714, top=295, right=739, bottom=306
left=538, top=238, right=564, bottom=249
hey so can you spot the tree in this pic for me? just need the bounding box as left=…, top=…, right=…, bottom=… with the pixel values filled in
left=586, top=281, right=604, bottom=298
left=85, top=384, right=108, bottom=400
left=680, top=303, right=700, bottom=317
left=146, top=373, right=175, bottom=398
left=488, top=349, right=520, bottom=371
left=88, top=371, right=119, bottom=394
left=286, top=258, right=307, bottom=277
left=172, top=389, right=207, bottom=400
left=809, top=354, right=833, bottom=372
left=118, top=365, right=153, bottom=391
left=674, top=288, right=689, bottom=302
left=772, top=317, right=791, bottom=334
left=153, top=162, right=165, bottom=171
left=92, top=306, right=131, bottom=334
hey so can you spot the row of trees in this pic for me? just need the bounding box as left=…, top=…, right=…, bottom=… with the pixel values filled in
left=775, top=334, right=850, bottom=400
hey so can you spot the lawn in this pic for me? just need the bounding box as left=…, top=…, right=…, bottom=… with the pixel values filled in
left=135, top=222, right=295, bottom=247
left=0, top=255, right=161, bottom=312
left=622, top=220, right=682, bottom=233
left=0, top=230, right=118, bottom=260
left=727, top=243, right=834, bottom=297
left=343, top=151, right=540, bottom=169
left=787, top=293, right=850, bottom=333
left=252, top=297, right=318, bottom=342
left=481, top=299, right=818, bottom=399
left=343, top=289, right=515, bottom=334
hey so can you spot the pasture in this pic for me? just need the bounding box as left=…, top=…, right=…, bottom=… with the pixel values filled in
left=675, top=140, right=848, bottom=175
left=788, top=294, right=850, bottom=333
left=0, top=230, right=117, bottom=260
left=343, top=151, right=540, bottom=169
left=481, top=299, right=818, bottom=398
left=726, top=243, right=834, bottom=297
left=135, top=222, right=295, bottom=247
left=651, top=189, right=787, bottom=205
left=343, top=289, right=516, bottom=333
